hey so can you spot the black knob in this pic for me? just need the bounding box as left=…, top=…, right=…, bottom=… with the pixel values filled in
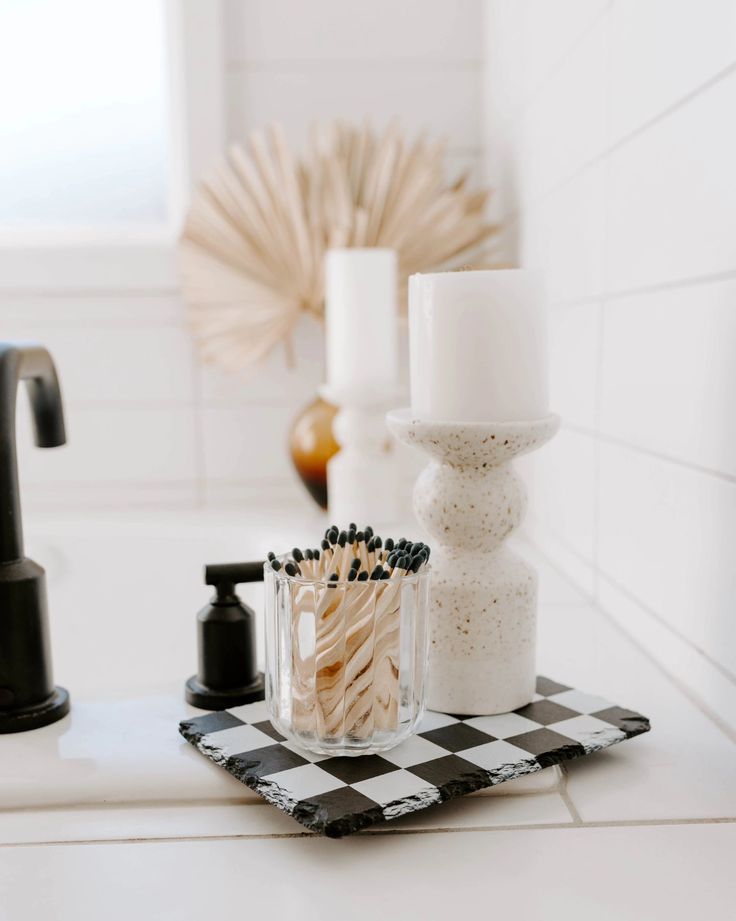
left=184, top=561, right=266, bottom=711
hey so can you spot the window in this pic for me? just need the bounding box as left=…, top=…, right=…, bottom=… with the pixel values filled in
left=0, top=0, right=169, bottom=228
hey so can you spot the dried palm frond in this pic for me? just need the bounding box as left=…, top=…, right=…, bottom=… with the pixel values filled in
left=181, top=121, right=498, bottom=374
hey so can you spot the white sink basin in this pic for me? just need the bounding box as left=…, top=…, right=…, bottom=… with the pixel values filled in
left=27, top=509, right=328, bottom=698
left=1, top=508, right=560, bottom=810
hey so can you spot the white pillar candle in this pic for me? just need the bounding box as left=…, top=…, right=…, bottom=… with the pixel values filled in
left=324, top=248, right=398, bottom=404
left=409, top=269, right=548, bottom=422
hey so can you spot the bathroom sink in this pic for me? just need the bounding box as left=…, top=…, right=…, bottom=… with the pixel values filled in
left=0, top=507, right=560, bottom=810
left=1, top=507, right=322, bottom=809
left=24, top=509, right=320, bottom=698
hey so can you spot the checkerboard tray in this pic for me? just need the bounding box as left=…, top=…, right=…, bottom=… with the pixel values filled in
left=179, top=676, right=650, bottom=838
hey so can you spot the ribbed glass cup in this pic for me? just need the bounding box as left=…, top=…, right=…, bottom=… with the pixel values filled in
left=264, top=559, right=431, bottom=756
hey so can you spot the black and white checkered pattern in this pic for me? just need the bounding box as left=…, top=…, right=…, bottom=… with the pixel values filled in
left=179, top=676, right=649, bottom=837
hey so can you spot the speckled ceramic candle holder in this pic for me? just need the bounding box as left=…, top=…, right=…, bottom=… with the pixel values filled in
left=386, top=409, right=559, bottom=715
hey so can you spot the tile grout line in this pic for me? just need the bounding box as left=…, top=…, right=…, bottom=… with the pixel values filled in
left=590, top=302, right=606, bottom=605
left=594, top=603, right=736, bottom=746
left=487, top=1, right=613, bottom=135
left=0, top=288, right=179, bottom=297
left=591, top=41, right=612, bottom=608
left=7, top=263, right=736, bottom=310
left=526, top=528, right=598, bottom=593
left=595, top=569, right=736, bottom=689
left=189, top=345, right=208, bottom=508
left=22, top=475, right=296, bottom=490
left=2, top=816, right=734, bottom=849
left=504, top=58, right=736, bottom=230
left=226, top=59, right=484, bottom=74
left=548, top=267, right=736, bottom=310
left=0, top=799, right=267, bottom=817
left=23, top=399, right=345, bottom=411
left=557, top=765, right=583, bottom=825
left=559, top=422, right=736, bottom=487
left=530, top=541, right=736, bottom=745
left=0, top=788, right=558, bottom=817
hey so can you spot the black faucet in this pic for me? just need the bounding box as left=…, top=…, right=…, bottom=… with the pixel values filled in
left=0, top=343, right=70, bottom=733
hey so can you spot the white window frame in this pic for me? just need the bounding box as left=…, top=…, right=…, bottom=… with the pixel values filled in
left=0, top=0, right=225, bottom=294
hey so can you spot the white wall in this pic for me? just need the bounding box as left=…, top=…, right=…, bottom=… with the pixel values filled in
left=3, top=0, right=483, bottom=511
left=482, top=0, right=736, bottom=728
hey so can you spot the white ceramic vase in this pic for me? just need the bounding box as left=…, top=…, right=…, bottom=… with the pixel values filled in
left=324, top=387, right=400, bottom=527
left=386, top=409, right=559, bottom=715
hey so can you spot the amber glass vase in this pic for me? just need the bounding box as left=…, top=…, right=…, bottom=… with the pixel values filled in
left=289, top=394, right=339, bottom=509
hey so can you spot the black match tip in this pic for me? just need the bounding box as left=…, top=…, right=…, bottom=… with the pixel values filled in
left=337, top=530, right=347, bottom=547
left=364, top=525, right=374, bottom=538
left=329, top=572, right=339, bottom=581
left=292, top=547, right=304, bottom=562
left=397, top=538, right=407, bottom=550
left=384, top=538, right=394, bottom=552
left=313, top=548, right=321, bottom=560
left=349, top=522, right=357, bottom=531
left=411, top=556, right=424, bottom=573
left=355, top=530, right=365, bottom=543
left=271, top=559, right=282, bottom=571
left=321, top=538, right=330, bottom=551
left=358, top=571, right=369, bottom=581
left=347, top=529, right=356, bottom=544
left=284, top=562, right=299, bottom=577
left=347, top=568, right=357, bottom=581
left=380, top=570, right=390, bottom=580
left=351, top=558, right=361, bottom=570
left=305, top=548, right=313, bottom=560
left=370, top=564, right=383, bottom=580
left=367, top=538, right=375, bottom=553
left=267, top=551, right=276, bottom=561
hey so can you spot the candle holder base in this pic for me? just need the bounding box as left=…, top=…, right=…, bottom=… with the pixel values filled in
left=386, top=409, right=559, bottom=715
left=326, top=391, right=400, bottom=526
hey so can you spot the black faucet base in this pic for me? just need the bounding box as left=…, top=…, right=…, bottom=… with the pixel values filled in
left=0, top=685, right=69, bottom=734
left=185, top=673, right=265, bottom=711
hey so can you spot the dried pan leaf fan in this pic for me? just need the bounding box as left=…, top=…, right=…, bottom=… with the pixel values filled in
left=181, top=121, right=498, bottom=374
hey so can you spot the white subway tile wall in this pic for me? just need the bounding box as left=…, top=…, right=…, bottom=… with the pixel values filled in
left=3, top=0, right=484, bottom=512
left=483, top=0, right=736, bottom=728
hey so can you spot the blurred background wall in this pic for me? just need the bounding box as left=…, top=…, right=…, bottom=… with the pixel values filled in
left=483, top=0, right=736, bottom=721
left=3, top=0, right=483, bottom=509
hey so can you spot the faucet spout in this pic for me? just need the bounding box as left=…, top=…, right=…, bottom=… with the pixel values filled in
left=0, top=343, right=66, bottom=564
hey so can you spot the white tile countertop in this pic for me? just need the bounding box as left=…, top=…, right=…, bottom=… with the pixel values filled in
left=0, top=510, right=734, bottom=919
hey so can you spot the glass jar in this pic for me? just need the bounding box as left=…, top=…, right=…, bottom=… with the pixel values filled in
left=264, top=559, right=430, bottom=756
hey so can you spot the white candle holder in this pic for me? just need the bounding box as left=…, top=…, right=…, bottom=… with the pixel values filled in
left=386, top=409, right=559, bottom=715
left=324, top=388, right=400, bottom=526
